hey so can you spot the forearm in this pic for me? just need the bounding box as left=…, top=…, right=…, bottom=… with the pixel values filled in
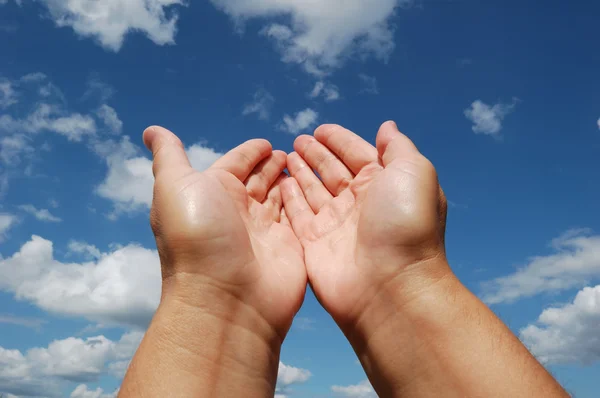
left=344, top=260, right=568, bottom=398
left=119, top=275, right=282, bottom=397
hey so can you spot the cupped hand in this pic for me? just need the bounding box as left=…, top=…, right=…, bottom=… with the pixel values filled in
left=144, top=126, right=306, bottom=340
left=280, top=121, right=449, bottom=327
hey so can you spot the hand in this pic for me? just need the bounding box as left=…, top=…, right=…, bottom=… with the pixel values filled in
left=280, top=121, right=448, bottom=328
left=144, top=126, right=306, bottom=340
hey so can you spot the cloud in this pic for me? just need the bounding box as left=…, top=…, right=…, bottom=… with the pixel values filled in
left=481, top=229, right=600, bottom=304
left=210, top=0, right=412, bottom=75
left=520, top=284, right=600, bottom=365
left=95, top=137, right=222, bottom=217
left=280, top=108, right=318, bottom=135
left=70, top=384, right=118, bottom=398
left=0, top=73, right=118, bottom=196
left=96, top=105, right=123, bottom=134
left=309, top=81, right=340, bottom=102
left=38, top=0, right=185, bottom=52
left=18, top=204, right=62, bottom=223
left=0, top=79, right=17, bottom=108
left=0, top=314, right=46, bottom=330
left=464, top=98, right=518, bottom=137
left=0, top=235, right=161, bottom=328
left=0, top=213, right=18, bottom=241
left=68, top=240, right=103, bottom=260
left=242, top=88, right=275, bottom=120
left=332, top=380, right=377, bottom=397
left=358, top=74, right=379, bottom=94
left=293, top=316, right=316, bottom=331
left=0, top=331, right=140, bottom=397
left=597, top=117, right=600, bottom=130
left=276, top=362, right=311, bottom=396
left=0, top=103, right=97, bottom=142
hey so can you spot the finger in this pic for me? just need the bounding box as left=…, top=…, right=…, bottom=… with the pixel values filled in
left=143, top=125, right=192, bottom=178
left=280, top=207, right=291, bottom=227
left=287, top=152, right=332, bottom=212
left=280, top=177, right=313, bottom=238
left=245, top=150, right=287, bottom=202
left=375, top=121, right=421, bottom=167
left=314, top=124, right=378, bottom=175
left=210, top=139, right=272, bottom=181
left=294, top=135, right=354, bottom=196
left=263, top=173, right=288, bottom=221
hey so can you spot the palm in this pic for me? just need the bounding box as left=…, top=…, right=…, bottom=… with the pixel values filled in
left=282, top=122, right=446, bottom=324
left=146, top=127, right=306, bottom=335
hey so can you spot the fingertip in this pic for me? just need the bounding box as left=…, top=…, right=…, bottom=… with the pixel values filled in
left=313, top=124, right=339, bottom=141
left=293, top=135, right=314, bottom=154
left=142, top=125, right=161, bottom=151
left=375, top=120, right=400, bottom=156
left=143, top=125, right=183, bottom=154
left=272, top=149, right=287, bottom=163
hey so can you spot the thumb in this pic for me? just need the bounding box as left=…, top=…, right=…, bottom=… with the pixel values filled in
left=375, top=121, right=421, bottom=167
left=143, top=125, right=192, bottom=177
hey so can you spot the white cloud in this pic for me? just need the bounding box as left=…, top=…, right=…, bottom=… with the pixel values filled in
left=0, top=235, right=161, bottom=328
left=332, top=380, right=377, bottom=398
left=95, top=137, right=222, bottom=217
left=520, top=284, right=600, bottom=365
left=96, top=105, right=123, bottom=134
left=39, top=0, right=185, bottom=52
left=280, top=108, right=318, bottom=135
left=0, top=79, right=17, bottom=108
left=18, top=204, right=62, bottom=223
left=0, top=213, right=17, bottom=241
left=464, top=98, right=518, bottom=137
left=242, top=88, right=275, bottom=120
left=293, top=316, right=316, bottom=331
left=70, top=384, right=118, bottom=398
left=481, top=229, right=600, bottom=304
left=0, top=103, right=97, bottom=142
left=597, top=117, right=600, bottom=130
left=0, top=314, right=46, bottom=330
left=0, top=331, right=140, bottom=397
left=276, top=362, right=311, bottom=396
left=358, top=74, right=379, bottom=94
left=309, top=81, right=340, bottom=102
left=211, top=0, right=412, bottom=75
left=68, top=240, right=102, bottom=260
left=277, top=362, right=311, bottom=386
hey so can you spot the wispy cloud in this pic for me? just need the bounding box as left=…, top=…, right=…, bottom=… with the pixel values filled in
left=358, top=74, right=379, bottom=95
left=0, top=314, right=46, bottom=330
left=242, top=88, right=275, bottom=120
left=309, top=81, right=340, bottom=102
left=464, top=98, right=518, bottom=137
left=280, top=108, right=318, bottom=135
left=481, top=229, right=600, bottom=304
left=332, top=380, right=377, bottom=397
left=18, top=204, right=62, bottom=223
left=0, top=213, right=17, bottom=241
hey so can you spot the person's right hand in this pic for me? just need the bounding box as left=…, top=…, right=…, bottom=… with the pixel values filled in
left=280, top=121, right=449, bottom=329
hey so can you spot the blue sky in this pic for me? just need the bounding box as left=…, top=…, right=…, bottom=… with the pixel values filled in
left=0, top=0, right=599, bottom=397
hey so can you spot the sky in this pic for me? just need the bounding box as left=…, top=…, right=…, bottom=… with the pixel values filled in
left=0, top=0, right=599, bottom=397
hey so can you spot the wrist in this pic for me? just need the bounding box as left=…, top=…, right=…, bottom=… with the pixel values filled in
left=131, top=287, right=282, bottom=396
left=341, top=259, right=466, bottom=396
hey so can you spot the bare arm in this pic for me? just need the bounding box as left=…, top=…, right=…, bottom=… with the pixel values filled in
left=344, top=265, right=568, bottom=397
left=120, top=279, right=281, bottom=397
left=281, top=121, right=568, bottom=398
left=119, top=126, right=306, bottom=397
